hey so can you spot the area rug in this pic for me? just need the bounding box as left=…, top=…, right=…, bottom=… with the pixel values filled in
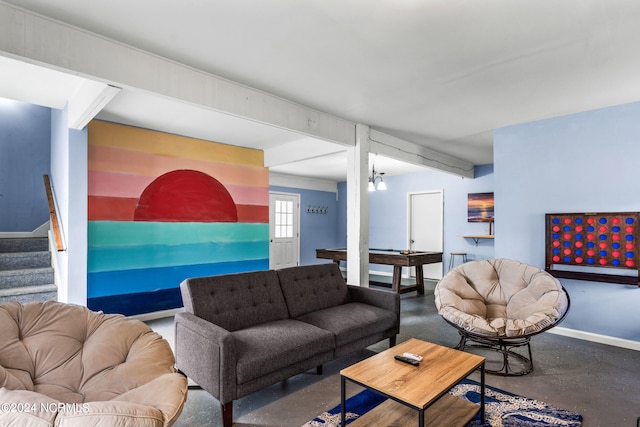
left=302, top=378, right=582, bottom=427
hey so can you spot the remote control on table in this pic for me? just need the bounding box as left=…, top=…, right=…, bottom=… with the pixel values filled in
left=402, top=352, right=423, bottom=362
left=394, top=355, right=420, bottom=366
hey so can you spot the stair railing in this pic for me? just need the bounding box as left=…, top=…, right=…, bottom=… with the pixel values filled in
left=43, top=175, right=65, bottom=252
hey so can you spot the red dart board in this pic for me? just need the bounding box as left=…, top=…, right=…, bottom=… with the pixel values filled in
left=546, top=212, right=639, bottom=270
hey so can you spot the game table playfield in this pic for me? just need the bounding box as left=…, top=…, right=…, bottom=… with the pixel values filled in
left=316, top=248, right=443, bottom=294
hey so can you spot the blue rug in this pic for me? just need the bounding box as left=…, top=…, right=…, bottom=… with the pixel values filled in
left=303, top=379, right=582, bottom=427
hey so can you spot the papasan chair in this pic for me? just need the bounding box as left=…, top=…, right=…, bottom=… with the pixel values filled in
left=434, top=259, right=570, bottom=376
left=0, top=300, right=188, bottom=426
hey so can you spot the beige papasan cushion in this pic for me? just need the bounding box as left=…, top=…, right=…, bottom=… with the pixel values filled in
left=434, top=259, right=569, bottom=338
left=0, top=300, right=187, bottom=427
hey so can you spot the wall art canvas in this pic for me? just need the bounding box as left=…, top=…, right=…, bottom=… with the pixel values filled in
left=87, top=121, right=269, bottom=315
left=468, top=192, right=494, bottom=222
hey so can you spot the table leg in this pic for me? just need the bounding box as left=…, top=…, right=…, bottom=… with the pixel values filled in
left=480, top=362, right=486, bottom=424
left=415, top=265, right=425, bottom=294
left=418, top=408, right=424, bottom=427
left=392, top=266, right=402, bottom=293
left=340, top=376, right=346, bottom=427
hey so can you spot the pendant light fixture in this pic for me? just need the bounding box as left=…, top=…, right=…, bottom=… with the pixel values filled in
left=368, top=162, right=386, bottom=192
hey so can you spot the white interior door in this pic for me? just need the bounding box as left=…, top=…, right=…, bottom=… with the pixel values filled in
left=269, top=192, right=300, bottom=269
left=408, top=191, right=444, bottom=280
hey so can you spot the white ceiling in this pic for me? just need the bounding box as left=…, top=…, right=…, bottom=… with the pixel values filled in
left=2, top=0, right=640, bottom=181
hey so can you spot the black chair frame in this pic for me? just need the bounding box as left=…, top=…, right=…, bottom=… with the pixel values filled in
left=444, top=287, right=570, bottom=376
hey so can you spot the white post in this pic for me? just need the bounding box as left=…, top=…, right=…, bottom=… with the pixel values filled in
left=346, top=124, right=370, bottom=287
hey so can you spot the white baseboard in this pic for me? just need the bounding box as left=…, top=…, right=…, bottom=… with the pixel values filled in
left=548, top=326, right=640, bottom=352
left=368, top=269, right=393, bottom=277
left=0, top=222, right=49, bottom=238
left=131, top=307, right=184, bottom=322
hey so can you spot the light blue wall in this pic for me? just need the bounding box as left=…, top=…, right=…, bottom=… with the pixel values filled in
left=494, top=101, right=640, bottom=341
left=336, top=164, right=495, bottom=275
left=270, top=186, right=340, bottom=266
left=0, top=99, right=51, bottom=231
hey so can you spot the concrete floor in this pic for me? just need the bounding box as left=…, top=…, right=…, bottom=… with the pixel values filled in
left=147, top=281, right=640, bottom=427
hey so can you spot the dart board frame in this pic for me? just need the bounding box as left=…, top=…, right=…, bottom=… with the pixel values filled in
left=545, top=212, right=640, bottom=287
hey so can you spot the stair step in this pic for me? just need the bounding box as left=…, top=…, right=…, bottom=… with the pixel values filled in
left=0, top=238, right=55, bottom=303
left=0, top=237, right=49, bottom=253
left=0, top=251, right=51, bottom=270
left=0, top=268, right=55, bottom=288
left=0, top=284, right=57, bottom=304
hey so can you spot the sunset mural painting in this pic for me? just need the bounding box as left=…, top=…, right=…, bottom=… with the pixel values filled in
left=87, top=121, right=269, bottom=315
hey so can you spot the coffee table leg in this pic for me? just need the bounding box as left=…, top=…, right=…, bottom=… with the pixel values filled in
left=480, top=362, right=486, bottom=424
left=418, top=409, right=424, bottom=427
left=341, top=376, right=346, bottom=427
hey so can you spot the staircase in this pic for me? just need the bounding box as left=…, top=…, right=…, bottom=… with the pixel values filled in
left=0, top=237, right=57, bottom=303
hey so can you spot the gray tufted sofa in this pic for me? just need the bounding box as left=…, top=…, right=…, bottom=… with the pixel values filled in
left=174, top=263, right=400, bottom=427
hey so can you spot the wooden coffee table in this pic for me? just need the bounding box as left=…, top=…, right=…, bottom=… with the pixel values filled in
left=340, top=338, right=485, bottom=427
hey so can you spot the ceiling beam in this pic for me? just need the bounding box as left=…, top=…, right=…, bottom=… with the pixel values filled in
left=0, top=2, right=354, bottom=145
left=263, top=137, right=347, bottom=168
left=368, top=129, right=475, bottom=179
left=68, top=81, right=121, bottom=130
left=0, top=3, right=474, bottom=179
left=269, top=172, right=337, bottom=193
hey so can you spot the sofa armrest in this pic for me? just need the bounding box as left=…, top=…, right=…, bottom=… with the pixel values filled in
left=347, top=285, right=401, bottom=333
left=174, top=312, right=237, bottom=404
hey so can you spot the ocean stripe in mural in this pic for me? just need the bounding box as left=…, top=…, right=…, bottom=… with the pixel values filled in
left=88, top=289, right=182, bottom=316
left=88, top=241, right=268, bottom=273
left=89, top=221, right=268, bottom=246
left=88, top=258, right=269, bottom=298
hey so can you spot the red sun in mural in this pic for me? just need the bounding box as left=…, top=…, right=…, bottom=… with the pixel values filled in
left=134, top=169, right=238, bottom=222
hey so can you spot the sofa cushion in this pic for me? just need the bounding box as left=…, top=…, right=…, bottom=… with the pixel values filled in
left=232, top=319, right=334, bottom=384
left=180, top=270, right=289, bottom=331
left=295, top=302, right=397, bottom=347
left=277, top=263, right=350, bottom=318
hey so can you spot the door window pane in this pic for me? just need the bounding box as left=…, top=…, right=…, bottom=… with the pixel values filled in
left=274, top=200, right=293, bottom=238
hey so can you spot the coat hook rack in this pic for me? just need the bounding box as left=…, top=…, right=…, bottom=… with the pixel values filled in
left=306, top=205, right=328, bottom=214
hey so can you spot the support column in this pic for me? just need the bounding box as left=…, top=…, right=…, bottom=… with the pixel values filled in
left=346, top=124, right=370, bottom=287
